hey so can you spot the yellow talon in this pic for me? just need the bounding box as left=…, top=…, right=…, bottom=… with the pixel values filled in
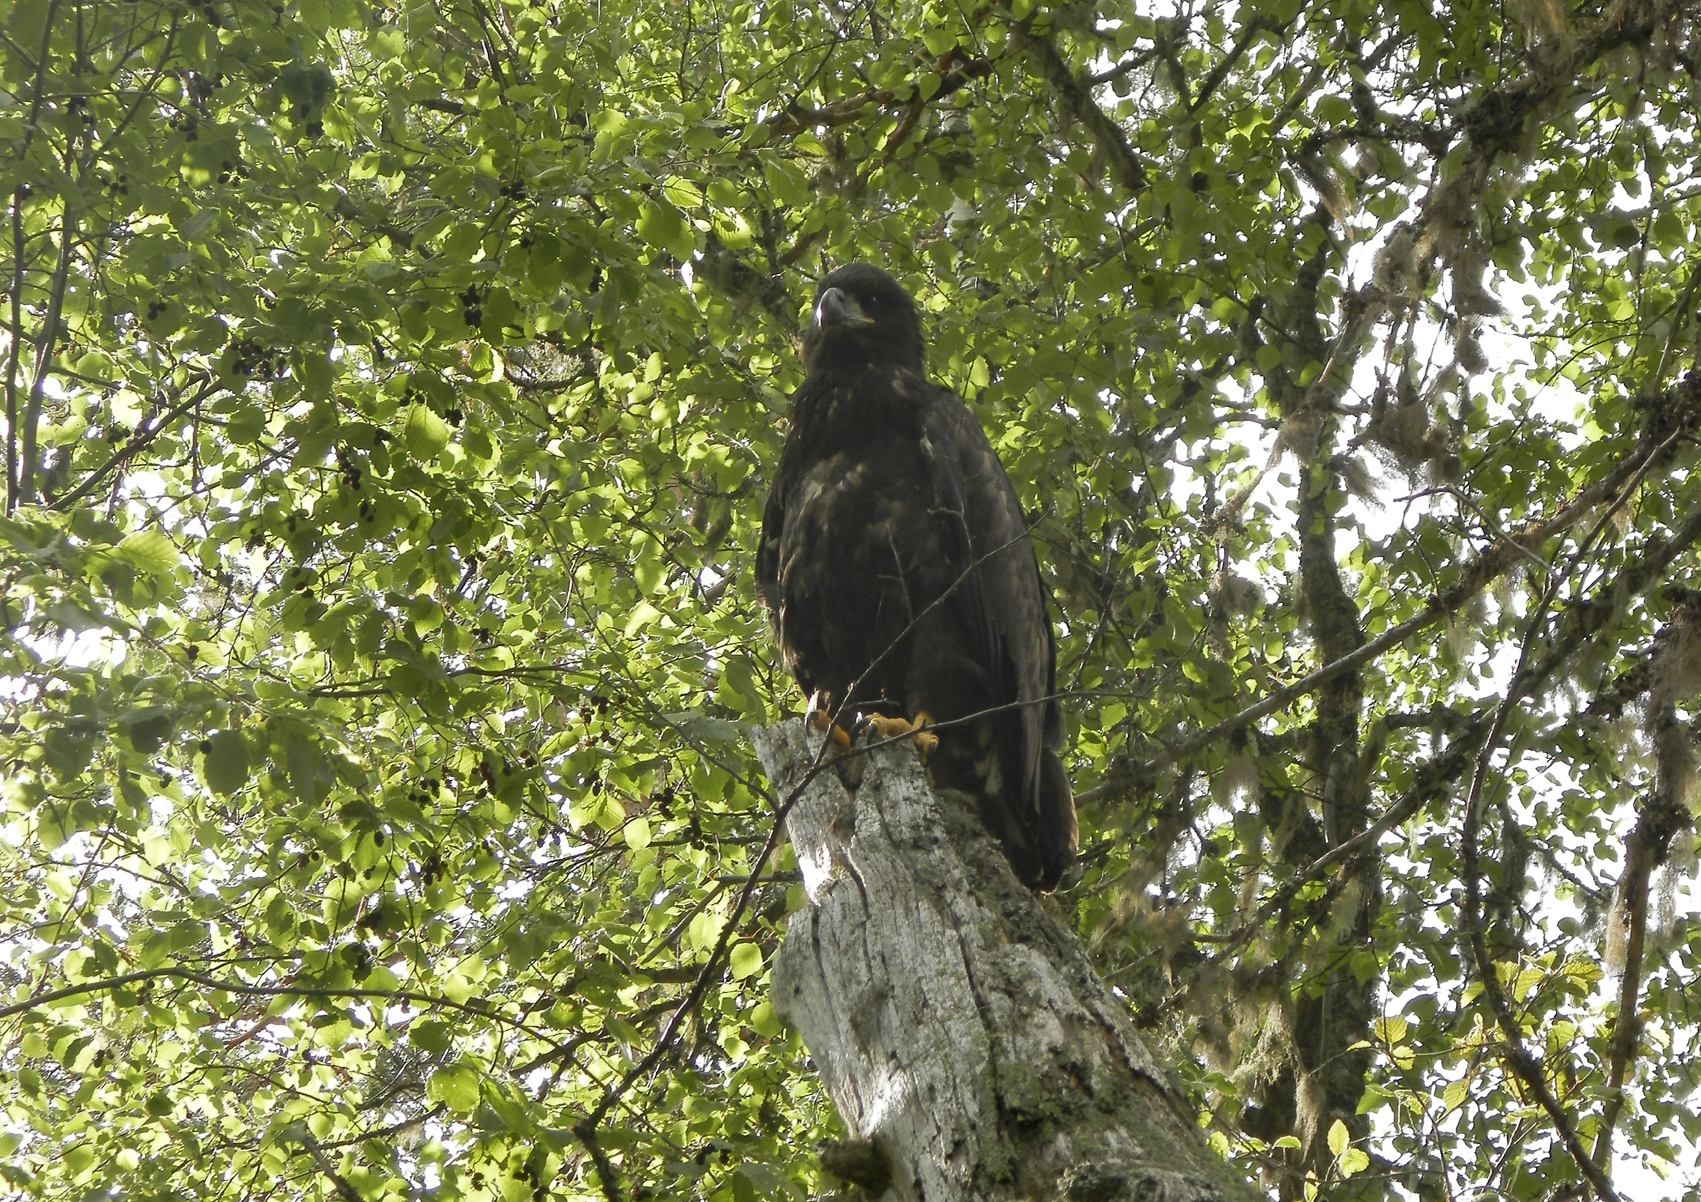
left=865, top=712, right=937, bottom=763
left=806, top=692, right=853, bottom=748
left=911, top=711, right=938, bottom=763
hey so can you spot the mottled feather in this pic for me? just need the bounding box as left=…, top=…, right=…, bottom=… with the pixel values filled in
left=756, top=264, right=1076, bottom=889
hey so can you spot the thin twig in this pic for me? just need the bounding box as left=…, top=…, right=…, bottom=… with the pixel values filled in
left=1456, top=451, right=1701, bottom=1202
left=1143, top=427, right=1665, bottom=772
left=0, top=965, right=541, bottom=1032
left=1203, top=471, right=1701, bottom=957
left=568, top=759, right=825, bottom=1199
left=18, top=200, right=76, bottom=505
left=5, top=186, right=25, bottom=510
left=292, top=1129, right=365, bottom=1202
left=571, top=1118, right=625, bottom=1202
left=1592, top=701, right=1694, bottom=1167
left=1016, top=23, right=1147, bottom=194
left=7, top=0, right=63, bottom=511
left=1188, top=16, right=1283, bottom=114
left=49, top=377, right=216, bottom=510
left=1652, top=263, right=1701, bottom=387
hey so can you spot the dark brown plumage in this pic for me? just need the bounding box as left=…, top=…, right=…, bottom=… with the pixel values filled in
left=755, top=264, right=1077, bottom=890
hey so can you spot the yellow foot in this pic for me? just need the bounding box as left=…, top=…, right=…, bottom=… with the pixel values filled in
left=806, top=694, right=853, bottom=749
left=911, top=710, right=939, bottom=761
left=864, top=711, right=938, bottom=762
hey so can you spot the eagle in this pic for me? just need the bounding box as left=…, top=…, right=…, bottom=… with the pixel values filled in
left=755, top=264, right=1077, bottom=890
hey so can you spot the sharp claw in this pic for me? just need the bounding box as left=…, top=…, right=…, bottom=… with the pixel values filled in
left=911, top=711, right=937, bottom=764
left=860, top=712, right=938, bottom=763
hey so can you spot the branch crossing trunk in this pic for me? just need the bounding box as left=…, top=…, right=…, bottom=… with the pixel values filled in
left=753, top=721, right=1258, bottom=1202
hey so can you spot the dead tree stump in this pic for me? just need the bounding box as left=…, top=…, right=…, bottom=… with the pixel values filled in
left=753, top=721, right=1258, bottom=1202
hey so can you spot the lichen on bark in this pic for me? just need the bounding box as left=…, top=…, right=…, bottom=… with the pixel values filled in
left=754, top=721, right=1258, bottom=1202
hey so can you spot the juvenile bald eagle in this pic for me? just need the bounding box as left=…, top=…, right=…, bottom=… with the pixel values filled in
left=755, top=264, right=1077, bottom=890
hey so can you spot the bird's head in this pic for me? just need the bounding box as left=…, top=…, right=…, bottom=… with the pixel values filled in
left=801, top=263, right=925, bottom=375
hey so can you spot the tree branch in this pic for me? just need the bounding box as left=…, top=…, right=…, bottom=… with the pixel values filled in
left=1187, top=16, right=1285, bottom=115
left=0, top=965, right=537, bottom=1030
left=571, top=1120, right=625, bottom=1202
left=5, top=185, right=25, bottom=511
left=0, top=0, right=68, bottom=510
left=699, top=231, right=798, bottom=332
left=1457, top=449, right=1701, bottom=1202
left=763, top=50, right=991, bottom=139
left=19, top=199, right=78, bottom=499
left=49, top=376, right=217, bottom=511
left=1137, top=389, right=1695, bottom=774
left=1017, top=26, right=1148, bottom=195
left=1212, top=451, right=1701, bottom=955
left=291, top=1128, right=366, bottom=1202
left=1592, top=604, right=1699, bottom=1166
left=1590, top=746, right=1664, bottom=1170
left=1201, top=715, right=1492, bottom=949
left=1087, top=50, right=1158, bottom=87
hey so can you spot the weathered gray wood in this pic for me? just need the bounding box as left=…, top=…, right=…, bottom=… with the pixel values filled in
left=753, top=721, right=1260, bottom=1202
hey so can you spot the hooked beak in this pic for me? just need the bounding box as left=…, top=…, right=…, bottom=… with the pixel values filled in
left=811, top=286, right=873, bottom=330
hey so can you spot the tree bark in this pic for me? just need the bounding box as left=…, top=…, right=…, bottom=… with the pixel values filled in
left=753, top=721, right=1259, bottom=1202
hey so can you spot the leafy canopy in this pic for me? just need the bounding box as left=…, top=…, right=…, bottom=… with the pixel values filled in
left=2, top=0, right=1700, bottom=1199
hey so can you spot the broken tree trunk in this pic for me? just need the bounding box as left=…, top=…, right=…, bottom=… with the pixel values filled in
left=752, top=720, right=1259, bottom=1202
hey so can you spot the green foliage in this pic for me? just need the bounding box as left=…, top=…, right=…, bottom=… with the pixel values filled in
left=1, top=0, right=1699, bottom=1199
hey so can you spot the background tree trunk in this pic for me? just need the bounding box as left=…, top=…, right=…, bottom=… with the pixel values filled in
left=753, top=721, right=1260, bottom=1202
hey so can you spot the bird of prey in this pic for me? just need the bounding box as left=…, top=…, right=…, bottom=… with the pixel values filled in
left=755, top=263, right=1077, bottom=890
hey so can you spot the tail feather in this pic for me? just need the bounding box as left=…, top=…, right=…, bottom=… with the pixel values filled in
left=1030, top=749, right=1077, bottom=891
left=928, top=714, right=1076, bottom=891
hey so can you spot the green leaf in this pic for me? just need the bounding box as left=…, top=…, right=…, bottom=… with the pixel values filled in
left=116, top=706, right=174, bottom=754
left=736, top=1163, right=801, bottom=1200
left=1442, top=1078, right=1469, bottom=1112
left=411, top=1021, right=454, bottom=1054
left=921, top=25, right=958, bottom=55
left=426, top=1063, right=482, bottom=1113
left=637, top=198, right=695, bottom=261
left=1327, top=1119, right=1350, bottom=1158
left=200, top=730, right=250, bottom=795
left=404, top=404, right=451, bottom=458
left=278, top=61, right=336, bottom=116
left=717, top=655, right=764, bottom=719
left=728, top=942, right=762, bottom=980
left=749, top=1000, right=783, bottom=1037
left=113, top=531, right=179, bottom=576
